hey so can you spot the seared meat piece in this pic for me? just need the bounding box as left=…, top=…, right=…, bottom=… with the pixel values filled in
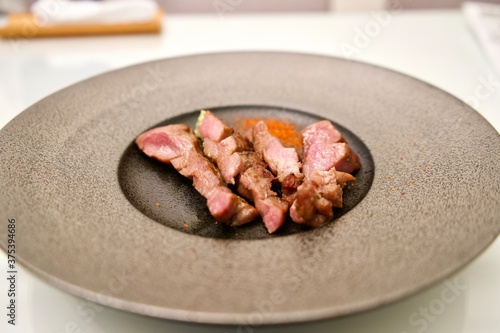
left=136, top=124, right=258, bottom=226
left=238, top=167, right=289, bottom=234
left=290, top=121, right=358, bottom=227
left=302, top=120, right=361, bottom=175
left=198, top=111, right=288, bottom=233
left=289, top=180, right=330, bottom=228
left=290, top=169, right=355, bottom=227
left=249, top=121, right=302, bottom=181
left=203, top=133, right=257, bottom=185
left=197, top=110, right=233, bottom=142
left=247, top=121, right=303, bottom=202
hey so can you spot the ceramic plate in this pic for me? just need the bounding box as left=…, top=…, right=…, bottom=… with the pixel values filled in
left=1, top=52, right=499, bottom=325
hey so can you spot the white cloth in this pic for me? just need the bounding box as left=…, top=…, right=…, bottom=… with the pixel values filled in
left=463, top=1, right=500, bottom=75
left=31, top=0, right=158, bottom=25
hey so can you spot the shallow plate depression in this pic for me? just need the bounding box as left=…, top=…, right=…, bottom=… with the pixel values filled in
left=118, top=105, right=374, bottom=240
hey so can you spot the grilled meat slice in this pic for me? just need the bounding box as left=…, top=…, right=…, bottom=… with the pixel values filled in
left=203, top=133, right=256, bottom=185
left=247, top=121, right=303, bottom=202
left=238, top=166, right=289, bottom=234
left=136, top=124, right=258, bottom=226
left=197, top=109, right=233, bottom=142
left=198, top=111, right=289, bottom=233
left=302, top=120, right=361, bottom=175
left=290, top=169, right=355, bottom=227
left=290, top=121, right=358, bottom=227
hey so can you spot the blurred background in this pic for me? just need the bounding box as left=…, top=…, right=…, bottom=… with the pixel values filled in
left=2, top=0, right=500, bottom=13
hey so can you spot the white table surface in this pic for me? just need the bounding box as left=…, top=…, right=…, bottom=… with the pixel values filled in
left=1, top=9, right=499, bottom=333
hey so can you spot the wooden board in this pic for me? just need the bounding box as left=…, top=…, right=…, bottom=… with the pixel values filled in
left=0, top=10, right=163, bottom=38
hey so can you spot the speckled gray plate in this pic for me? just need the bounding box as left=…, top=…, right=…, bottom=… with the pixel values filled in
left=1, top=52, right=499, bottom=325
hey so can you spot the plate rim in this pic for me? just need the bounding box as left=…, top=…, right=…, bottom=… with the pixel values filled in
left=1, top=51, right=499, bottom=325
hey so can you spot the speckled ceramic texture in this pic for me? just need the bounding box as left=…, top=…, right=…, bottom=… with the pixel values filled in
left=0, top=52, right=499, bottom=325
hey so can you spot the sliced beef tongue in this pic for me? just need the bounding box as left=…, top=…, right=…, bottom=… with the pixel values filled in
left=238, top=166, right=289, bottom=234
left=198, top=111, right=288, bottom=233
left=197, top=110, right=233, bottom=142
left=248, top=121, right=303, bottom=202
left=290, top=121, right=358, bottom=228
left=302, top=120, right=361, bottom=175
left=290, top=169, right=355, bottom=227
left=203, top=132, right=256, bottom=185
left=135, top=124, right=258, bottom=226
left=289, top=178, right=331, bottom=228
